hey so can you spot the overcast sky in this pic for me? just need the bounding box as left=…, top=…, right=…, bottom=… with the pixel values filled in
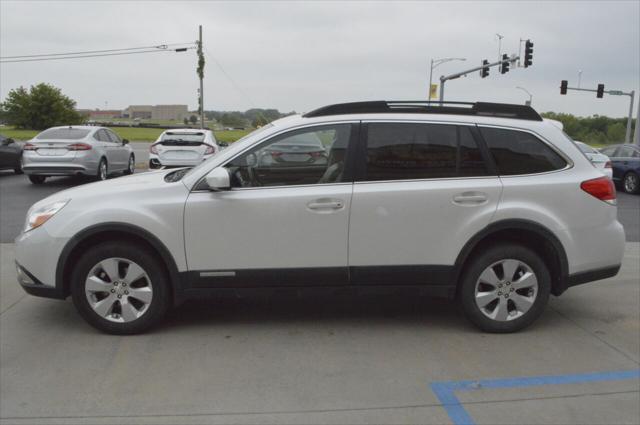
left=1, top=1, right=639, bottom=117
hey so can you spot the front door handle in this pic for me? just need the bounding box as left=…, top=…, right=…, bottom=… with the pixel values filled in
left=453, top=192, right=488, bottom=205
left=307, top=199, right=344, bottom=210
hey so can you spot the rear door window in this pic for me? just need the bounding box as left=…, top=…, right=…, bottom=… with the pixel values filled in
left=480, top=127, right=567, bottom=175
left=363, top=123, right=488, bottom=181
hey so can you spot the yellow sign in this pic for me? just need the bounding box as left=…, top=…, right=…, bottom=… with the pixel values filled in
left=429, top=84, right=438, bottom=100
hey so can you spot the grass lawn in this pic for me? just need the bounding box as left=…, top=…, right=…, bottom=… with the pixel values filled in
left=0, top=126, right=251, bottom=143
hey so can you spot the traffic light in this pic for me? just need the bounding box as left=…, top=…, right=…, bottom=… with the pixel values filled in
left=524, top=40, right=533, bottom=68
left=500, top=54, right=510, bottom=74
left=597, top=84, right=605, bottom=98
left=560, top=80, right=568, bottom=95
left=480, top=60, right=490, bottom=78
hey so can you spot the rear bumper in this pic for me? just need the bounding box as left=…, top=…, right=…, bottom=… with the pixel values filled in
left=23, top=164, right=87, bottom=176
left=565, top=264, right=621, bottom=289
left=150, top=153, right=211, bottom=168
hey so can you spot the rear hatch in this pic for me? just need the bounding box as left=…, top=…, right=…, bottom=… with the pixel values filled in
left=154, top=132, right=209, bottom=162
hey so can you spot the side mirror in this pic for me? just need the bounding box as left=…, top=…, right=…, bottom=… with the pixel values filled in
left=205, top=167, right=231, bottom=191
left=122, top=139, right=130, bottom=145
left=1, top=138, right=14, bottom=146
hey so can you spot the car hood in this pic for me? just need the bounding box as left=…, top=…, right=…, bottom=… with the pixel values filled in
left=29, top=169, right=176, bottom=211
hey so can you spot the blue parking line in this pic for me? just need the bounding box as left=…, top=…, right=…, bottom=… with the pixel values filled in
left=431, top=369, right=640, bottom=425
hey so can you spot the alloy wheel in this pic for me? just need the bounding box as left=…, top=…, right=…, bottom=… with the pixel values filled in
left=99, top=161, right=107, bottom=180
left=474, top=259, right=538, bottom=321
left=624, top=173, right=639, bottom=193
left=84, top=257, right=153, bottom=323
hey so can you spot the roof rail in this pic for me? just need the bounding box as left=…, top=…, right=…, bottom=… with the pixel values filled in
left=303, top=100, right=543, bottom=121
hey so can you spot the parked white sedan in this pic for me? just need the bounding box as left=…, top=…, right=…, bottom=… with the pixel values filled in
left=575, top=141, right=613, bottom=179
left=149, top=129, right=221, bottom=169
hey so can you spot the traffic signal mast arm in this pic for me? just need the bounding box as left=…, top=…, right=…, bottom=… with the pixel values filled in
left=439, top=56, right=518, bottom=101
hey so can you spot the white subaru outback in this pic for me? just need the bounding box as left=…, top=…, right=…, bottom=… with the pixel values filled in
left=15, top=101, right=625, bottom=334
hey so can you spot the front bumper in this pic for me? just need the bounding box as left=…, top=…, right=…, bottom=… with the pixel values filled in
left=15, top=262, right=66, bottom=299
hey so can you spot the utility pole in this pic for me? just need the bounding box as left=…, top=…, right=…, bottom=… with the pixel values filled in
left=197, top=25, right=204, bottom=129
left=635, top=98, right=639, bottom=145
left=428, top=57, right=466, bottom=100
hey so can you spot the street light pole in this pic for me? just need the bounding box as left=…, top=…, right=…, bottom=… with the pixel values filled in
left=624, top=90, right=634, bottom=145
left=198, top=25, right=204, bottom=129
left=516, top=86, right=533, bottom=105
left=428, top=57, right=466, bottom=100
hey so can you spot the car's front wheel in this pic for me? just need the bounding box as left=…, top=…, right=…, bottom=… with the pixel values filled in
left=459, top=244, right=550, bottom=333
left=71, top=242, right=170, bottom=334
left=28, top=175, right=46, bottom=184
left=623, top=172, right=639, bottom=194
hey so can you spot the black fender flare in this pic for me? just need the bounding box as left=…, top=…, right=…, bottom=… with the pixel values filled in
left=452, top=219, right=569, bottom=294
left=56, top=222, right=183, bottom=301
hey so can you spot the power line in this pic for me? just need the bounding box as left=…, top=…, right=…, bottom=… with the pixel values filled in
left=0, top=47, right=196, bottom=63
left=204, top=47, right=255, bottom=107
left=0, top=42, right=196, bottom=59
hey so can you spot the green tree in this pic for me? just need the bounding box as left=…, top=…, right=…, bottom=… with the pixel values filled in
left=0, top=83, right=84, bottom=129
left=252, top=113, right=268, bottom=128
left=183, top=117, right=189, bottom=125
left=189, top=115, right=198, bottom=124
left=606, top=122, right=626, bottom=143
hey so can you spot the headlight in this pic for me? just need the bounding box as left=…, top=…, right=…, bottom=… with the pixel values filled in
left=24, top=199, right=69, bottom=233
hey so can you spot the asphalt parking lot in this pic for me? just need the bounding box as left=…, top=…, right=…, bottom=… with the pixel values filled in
left=1, top=171, right=639, bottom=424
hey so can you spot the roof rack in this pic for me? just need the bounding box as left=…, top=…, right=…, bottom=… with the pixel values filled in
left=303, top=101, right=543, bottom=121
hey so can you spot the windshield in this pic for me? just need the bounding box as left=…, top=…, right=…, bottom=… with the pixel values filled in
left=161, top=132, right=205, bottom=143
left=182, top=124, right=275, bottom=180
left=36, top=128, right=90, bottom=140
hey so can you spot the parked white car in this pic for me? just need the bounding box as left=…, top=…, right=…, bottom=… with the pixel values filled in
left=149, top=129, right=220, bottom=169
left=574, top=141, right=613, bottom=179
left=15, top=101, right=625, bottom=334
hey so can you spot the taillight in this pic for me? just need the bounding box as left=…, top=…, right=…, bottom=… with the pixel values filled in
left=67, top=143, right=92, bottom=151
left=309, top=151, right=324, bottom=158
left=581, top=176, right=616, bottom=205
left=150, top=144, right=159, bottom=154
left=270, top=151, right=283, bottom=158
left=204, top=144, right=216, bottom=155
left=605, top=161, right=612, bottom=168
left=23, top=143, right=37, bottom=151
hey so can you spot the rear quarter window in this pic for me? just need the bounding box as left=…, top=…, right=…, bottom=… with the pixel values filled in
left=480, top=127, right=567, bottom=175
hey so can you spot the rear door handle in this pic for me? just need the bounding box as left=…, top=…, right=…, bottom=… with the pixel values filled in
left=307, top=199, right=344, bottom=210
left=453, top=192, right=488, bottom=205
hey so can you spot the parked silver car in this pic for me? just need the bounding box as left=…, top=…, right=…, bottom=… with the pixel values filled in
left=22, top=126, right=135, bottom=184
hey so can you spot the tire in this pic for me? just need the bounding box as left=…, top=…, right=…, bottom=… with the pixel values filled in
left=124, top=154, right=135, bottom=175
left=623, top=172, right=640, bottom=194
left=97, top=158, right=108, bottom=181
left=459, top=243, right=551, bottom=333
left=28, top=175, right=46, bottom=184
left=71, top=241, right=170, bottom=334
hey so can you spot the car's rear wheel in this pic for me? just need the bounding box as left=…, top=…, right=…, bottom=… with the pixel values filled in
left=124, top=155, right=135, bottom=175
left=71, top=242, right=170, bottom=334
left=623, top=172, right=639, bottom=194
left=97, top=158, right=108, bottom=181
left=28, top=175, right=46, bottom=184
left=459, top=244, right=550, bottom=333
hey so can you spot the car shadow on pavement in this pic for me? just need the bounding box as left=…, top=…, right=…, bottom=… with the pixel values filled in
left=161, top=294, right=471, bottom=332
